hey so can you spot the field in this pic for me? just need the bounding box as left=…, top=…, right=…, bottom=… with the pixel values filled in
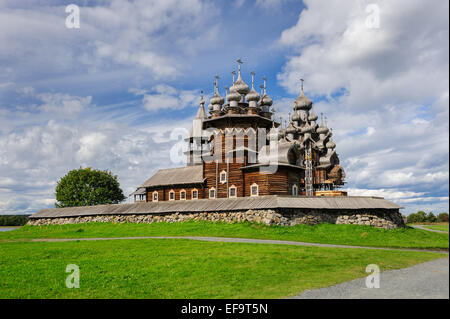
left=2, top=221, right=448, bottom=249
left=1, top=222, right=448, bottom=299
left=0, top=238, right=445, bottom=299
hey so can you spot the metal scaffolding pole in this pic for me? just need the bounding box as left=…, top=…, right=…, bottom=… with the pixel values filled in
left=305, top=143, right=313, bottom=196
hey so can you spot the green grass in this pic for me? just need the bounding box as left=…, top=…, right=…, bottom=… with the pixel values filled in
left=0, top=238, right=445, bottom=298
left=423, top=224, right=449, bottom=232
left=1, top=221, right=448, bottom=249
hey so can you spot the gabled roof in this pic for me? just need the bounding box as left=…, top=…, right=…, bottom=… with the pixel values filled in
left=130, top=188, right=146, bottom=196
left=139, top=166, right=204, bottom=188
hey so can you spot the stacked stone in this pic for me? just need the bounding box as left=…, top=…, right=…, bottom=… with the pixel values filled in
left=28, top=209, right=404, bottom=229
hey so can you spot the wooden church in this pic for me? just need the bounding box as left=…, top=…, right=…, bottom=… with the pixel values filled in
left=132, top=60, right=346, bottom=203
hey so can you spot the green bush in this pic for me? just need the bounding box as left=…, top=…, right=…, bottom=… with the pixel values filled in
left=55, top=167, right=126, bottom=208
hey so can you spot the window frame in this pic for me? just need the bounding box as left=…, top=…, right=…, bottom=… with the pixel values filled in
left=250, top=183, right=259, bottom=197
left=152, top=191, right=158, bottom=202
left=209, top=187, right=216, bottom=199
left=180, top=189, right=186, bottom=200
left=169, top=189, right=175, bottom=201
left=219, top=170, right=227, bottom=184
left=229, top=185, right=237, bottom=198
left=191, top=188, right=198, bottom=200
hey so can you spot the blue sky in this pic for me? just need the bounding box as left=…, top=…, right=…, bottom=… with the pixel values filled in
left=0, top=0, right=448, bottom=215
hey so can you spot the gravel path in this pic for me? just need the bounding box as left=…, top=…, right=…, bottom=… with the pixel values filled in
left=27, top=235, right=448, bottom=254
left=291, top=257, right=449, bottom=299
left=411, top=225, right=449, bottom=234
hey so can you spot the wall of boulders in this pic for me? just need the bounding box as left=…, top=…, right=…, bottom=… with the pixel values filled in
left=28, top=208, right=405, bottom=229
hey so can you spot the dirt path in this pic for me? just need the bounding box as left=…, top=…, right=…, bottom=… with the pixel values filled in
left=411, top=225, right=449, bottom=234
left=291, top=257, right=449, bottom=299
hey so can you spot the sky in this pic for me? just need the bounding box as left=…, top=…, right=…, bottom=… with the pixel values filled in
left=0, top=0, right=448, bottom=215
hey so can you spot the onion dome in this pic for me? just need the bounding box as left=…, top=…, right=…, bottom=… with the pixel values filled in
left=326, top=138, right=336, bottom=149
left=292, top=111, right=301, bottom=122
left=316, top=125, right=329, bottom=134
left=227, top=89, right=241, bottom=102
left=260, top=76, right=273, bottom=107
left=308, top=109, right=318, bottom=122
left=233, top=59, right=250, bottom=95
left=262, top=94, right=273, bottom=106
left=293, top=79, right=312, bottom=111
left=286, top=123, right=296, bottom=135
left=246, top=89, right=260, bottom=102
left=210, top=92, right=224, bottom=106
left=210, top=75, right=224, bottom=106
left=246, top=71, right=260, bottom=103
left=301, top=122, right=313, bottom=133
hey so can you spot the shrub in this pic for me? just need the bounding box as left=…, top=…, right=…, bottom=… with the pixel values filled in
left=55, top=167, right=126, bottom=208
left=437, top=213, right=449, bottom=223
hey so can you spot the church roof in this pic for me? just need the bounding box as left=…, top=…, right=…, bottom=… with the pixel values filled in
left=139, top=166, right=204, bottom=188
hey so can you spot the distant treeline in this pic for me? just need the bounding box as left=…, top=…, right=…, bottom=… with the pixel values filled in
left=0, top=215, right=30, bottom=226
left=407, top=211, right=448, bottom=224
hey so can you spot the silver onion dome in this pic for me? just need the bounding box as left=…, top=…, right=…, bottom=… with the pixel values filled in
left=293, top=79, right=312, bottom=111
left=316, top=125, right=329, bottom=134
left=234, top=77, right=250, bottom=95
left=234, top=59, right=250, bottom=95
left=308, top=109, right=318, bottom=121
left=227, top=86, right=241, bottom=102
left=210, top=92, right=224, bottom=106
left=246, top=89, right=260, bottom=102
left=301, top=122, right=313, bottom=133
left=260, top=75, right=273, bottom=107
left=286, top=123, right=296, bottom=135
left=326, top=138, right=336, bottom=149
left=292, top=111, right=301, bottom=122
left=246, top=71, right=260, bottom=103
left=210, top=75, right=224, bottom=107
left=262, top=94, right=273, bottom=106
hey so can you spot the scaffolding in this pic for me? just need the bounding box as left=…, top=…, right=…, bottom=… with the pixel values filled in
left=305, top=143, right=313, bottom=196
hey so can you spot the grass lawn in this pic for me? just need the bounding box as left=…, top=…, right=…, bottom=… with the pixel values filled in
left=1, top=221, right=448, bottom=249
left=0, top=238, right=445, bottom=299
left=423, top=224, right=449, bottom=232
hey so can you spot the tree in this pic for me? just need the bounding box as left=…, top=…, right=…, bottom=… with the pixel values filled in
left=437, top=213, right=449, bottom=223
left=426, top=212, right=437, bottom=223
left=55, top=167, right=126, bottom=208
left=407, top=210, right=427, bottom=224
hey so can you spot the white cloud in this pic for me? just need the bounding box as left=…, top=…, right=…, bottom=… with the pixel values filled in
left=131, top=84, right=199, bottom=112
left=0, top=0, right=220, bottom=88
left=38, top=93, right=92, bottom=116
left=277, top=0, right=449, bottom=213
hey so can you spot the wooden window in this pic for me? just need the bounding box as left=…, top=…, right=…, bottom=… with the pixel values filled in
left=229, top=185, right=237, bottom=198
left=292, top=184, right=298, bottom=196
left=220, top=170, right=227, bottom=184
left=250, top=183, right=259, bottom=197
left=180, top=189, right=186, bottom=200
left=209, top=187, right=216, bottom=199
left=192, top=189, right=198, bottom=200
left=169, top=190, right=175, bottom=201
left=152, top=191, right=158, bottom=202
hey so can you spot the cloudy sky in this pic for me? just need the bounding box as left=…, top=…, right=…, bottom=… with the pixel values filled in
left=0, top=0, right=448, bottom=215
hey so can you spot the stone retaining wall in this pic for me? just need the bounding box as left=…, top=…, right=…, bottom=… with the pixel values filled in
left=28, top=208, right=405, bottom=229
